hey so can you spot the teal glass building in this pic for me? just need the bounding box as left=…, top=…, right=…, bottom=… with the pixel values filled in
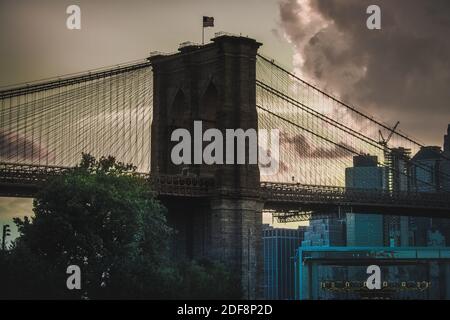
left=263, top=226, right=305, bottom=300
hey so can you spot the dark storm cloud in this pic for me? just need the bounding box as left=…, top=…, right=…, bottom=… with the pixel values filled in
left=278, top=0, right=450, bottom=145
left=280, top=131, right=354, bottom=158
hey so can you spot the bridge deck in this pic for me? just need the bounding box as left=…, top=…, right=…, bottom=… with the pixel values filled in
left=1, top=163, right=450, bottom=217
left=0, top=163, right=212, bottom=198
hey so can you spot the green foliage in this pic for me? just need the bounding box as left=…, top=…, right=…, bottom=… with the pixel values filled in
left=1, top=154, right=174, bottom=299
left=175, top=259, right=241, bottom=300
left=0, top=154, right=241, bottom=299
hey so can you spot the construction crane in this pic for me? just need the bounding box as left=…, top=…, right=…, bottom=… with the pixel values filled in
left=379, top=121, right=400, bottom=148
left=379, top=121, right=402, bottom=192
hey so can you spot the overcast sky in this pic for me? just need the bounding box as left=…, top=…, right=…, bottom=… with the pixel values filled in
left=0, top=0, right=293, bottom=85
left=1, top=0, right=450, bottom=231
left=1, top=0, right=448, bottom=142
left=279, top=0, right=450, bottom=145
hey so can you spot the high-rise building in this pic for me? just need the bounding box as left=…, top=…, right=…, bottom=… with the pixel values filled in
left=444, top=124, right=450, bottom=155
left=346, top=155, right=384, bottom=190
left=412, top=146, right=444, bottom=192
left=385, top=147, right=412, bottom=193
left=346, top=213, right=384, bottom=247
left=407, top=216, right=429, bottom=246
left=302, top=218, right=346, bottom=247
left=345, top=155, right=384, bottom=246
left=263, top=225, right=306, bottom=300
left=411, top=145, right=449, bottom=246
left=442, top=124, right=450, bottom=192
left=440, top=126, right=450, bottom=244
left=382, top=148, right=413, bottom=247
left=428, top=229, right=446, bottom=247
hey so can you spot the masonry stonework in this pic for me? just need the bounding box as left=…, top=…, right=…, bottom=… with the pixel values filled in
left=149, top=35, right=263, bottom=299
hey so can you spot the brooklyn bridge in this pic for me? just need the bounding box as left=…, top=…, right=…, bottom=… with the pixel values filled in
left=1, top=34, right=450, bottom=298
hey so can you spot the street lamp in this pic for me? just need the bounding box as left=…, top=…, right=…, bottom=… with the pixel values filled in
left=1, top=224, right=11, bottom=251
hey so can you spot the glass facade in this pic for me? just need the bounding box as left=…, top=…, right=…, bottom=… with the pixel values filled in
left=345, top=156, right=384, bottom=246
left=263, top=226, right=305, bottom=300
left=302, top=219, right=346, bottom=247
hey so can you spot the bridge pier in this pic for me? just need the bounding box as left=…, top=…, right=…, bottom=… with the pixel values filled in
left=163, top=199, right=211, bottom=260
left=162, top=196, right=263, bottom=299
left=209, top=197, right=264, bottom=299
left=150, top=34, right=263, bottom=299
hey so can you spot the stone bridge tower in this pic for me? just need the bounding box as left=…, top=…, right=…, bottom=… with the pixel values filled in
left=149, top=34, right=263, bottom=299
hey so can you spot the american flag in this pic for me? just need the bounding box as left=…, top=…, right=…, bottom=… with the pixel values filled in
left=203, top=16, right=214, bottom=28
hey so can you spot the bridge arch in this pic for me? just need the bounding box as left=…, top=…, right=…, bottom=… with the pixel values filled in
left=169, top=89, right=190, bottom=128
left=199, top=81, right=219, bottom=125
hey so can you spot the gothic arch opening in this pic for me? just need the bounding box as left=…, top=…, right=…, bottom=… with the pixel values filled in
left=199, top=82, right=218, bottom=125
left=169, top=90, right=189, bottom=128
left=197, top=82, right=219, bottom=178
left=167, top=90, right=189, bottom=175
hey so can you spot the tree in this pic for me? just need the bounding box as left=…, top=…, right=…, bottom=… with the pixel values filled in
left=2, top=154, right=177, bottom=299
left=176, top=259, right=241, bottom=300
left=0, top=154, right=242, bottom=299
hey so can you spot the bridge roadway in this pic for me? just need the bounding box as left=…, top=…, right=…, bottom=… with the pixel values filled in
left=1, top=163, right=450, bottom=218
